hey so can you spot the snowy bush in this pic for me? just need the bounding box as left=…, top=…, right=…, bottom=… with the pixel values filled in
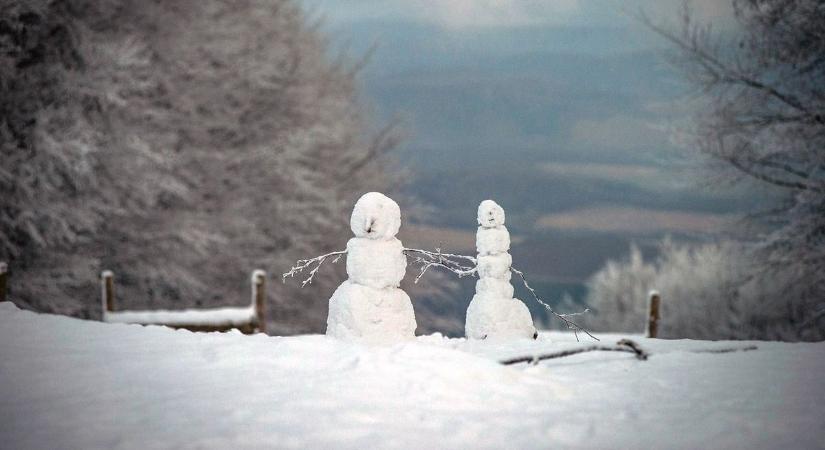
left=585, top=238, right=824, bottom=341
left=583, top=245, right=656, bottom=335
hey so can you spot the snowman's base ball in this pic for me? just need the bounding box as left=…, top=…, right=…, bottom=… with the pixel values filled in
left=465, top=294, right=536, bottom=340
left=326, top=280, right=417, bottom=343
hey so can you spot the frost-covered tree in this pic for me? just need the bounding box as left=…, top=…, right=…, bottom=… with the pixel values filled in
left=585, top=238, right=823, bottom=341
left=1, top=0, right=396, bottom=332
left=641, top=0, right=825, bottom=338
left=583, top=245, right=656, bottom=334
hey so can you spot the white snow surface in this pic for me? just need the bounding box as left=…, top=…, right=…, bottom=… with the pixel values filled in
left=345, top=237, right=406, bottom=289
left=475, top=277, right=515, bottom=298
left=477, top=199, right=505, bottom=228
left=104, top=305, right=256, bottom=327
left=465, top=294, right=536, bottom=340
left=476, top=226, right=510, bottom=255
left=349, top=192, right=401, bottom=240
left=2, top=303, right=824, bottom=450
left=476, top=253, right=512, bottom=280
left=326, top=281, right=416, bottom=343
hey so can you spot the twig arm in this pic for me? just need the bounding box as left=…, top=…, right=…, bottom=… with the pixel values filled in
left=282, top=249, right=347, bottom=287
left=403, top=248, right=476, bottom=283
left=510, top=266, right=599, bottom=341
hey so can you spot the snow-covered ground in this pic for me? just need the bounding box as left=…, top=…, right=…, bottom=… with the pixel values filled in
left=1, top=302, right=823, bottom=449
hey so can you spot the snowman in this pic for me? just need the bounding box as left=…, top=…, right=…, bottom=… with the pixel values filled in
left=326, top=192, right=417, bottom=342
left=465, top=200, right=537, bottom=340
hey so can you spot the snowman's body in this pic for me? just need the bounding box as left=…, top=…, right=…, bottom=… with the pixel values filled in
left=465, top=200, right=536, bottom=340
left=326, top=192, right=416, bottom=342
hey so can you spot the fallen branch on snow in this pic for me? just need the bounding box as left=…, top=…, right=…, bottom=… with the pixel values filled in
left=689, top=345, right=758, bottom=354
left=501, top=341, right=759, bottom=366
left=501, top=339, right=648, bottom=365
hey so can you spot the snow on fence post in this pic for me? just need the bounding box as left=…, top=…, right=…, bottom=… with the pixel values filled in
left=0, top=262, right=7, bottom=303
left=646, top=290, right=661, bottom=338
left=252, top=270, right=266, bottom=333
left=101, top=270, right=115, bottom=314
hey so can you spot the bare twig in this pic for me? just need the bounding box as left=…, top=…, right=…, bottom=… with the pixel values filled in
left=403, top=248, right=476, bottom=283
left=510, top=266, right=599, bottom=342
left=560, top=309, right=591, bottom=318
left=282, top=250, right=347, bottom=287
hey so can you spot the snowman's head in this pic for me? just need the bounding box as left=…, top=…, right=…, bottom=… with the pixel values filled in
left=477, top=200, right=505, bottom=228
left=350, top=192, right=401, bottom=239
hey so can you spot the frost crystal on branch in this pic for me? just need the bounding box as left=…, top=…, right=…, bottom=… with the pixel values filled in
left=282, top=250, right=346, bottom=287
left=403, top=248, right=476, bottom=283
left=510, top=266, right=598, bottom=342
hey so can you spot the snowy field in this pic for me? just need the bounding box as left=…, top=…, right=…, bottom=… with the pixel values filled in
left=1, top=302, right=823, bottom=450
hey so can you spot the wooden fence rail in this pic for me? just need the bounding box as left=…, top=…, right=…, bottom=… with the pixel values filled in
left=101, top=269, right=267, bottom=334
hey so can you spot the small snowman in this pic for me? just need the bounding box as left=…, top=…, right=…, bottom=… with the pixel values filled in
left=326, top=192, right=417, bottom=342
left=465, top=200, right=537, bottom=340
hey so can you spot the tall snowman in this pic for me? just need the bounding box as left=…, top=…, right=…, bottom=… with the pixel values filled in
left=326, top=192, right=417, bottom=342
left=465, top=200, right=537, bottom=340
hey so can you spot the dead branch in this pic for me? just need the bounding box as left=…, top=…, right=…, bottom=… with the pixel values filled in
left=689, top=345, right=758, bottom=354
left=511, top=266, right=599, bottom=342
left=282, top=249, right=347, bottom=287
left=500, top=339, right=648, bottom=365
left=501, top=341, right=758, bottom=365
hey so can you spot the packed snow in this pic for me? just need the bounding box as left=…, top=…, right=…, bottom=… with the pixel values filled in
left=104, top=306, right=257, bottom=327
left=348, top=191, right=402, bottom=240
left=1, top=303, right=823, bottom=449
left=345, top=237, right=406, bottom=289
left=466, top=200, right=536, bottom=340
left=326, top=192, right=416, bottom=342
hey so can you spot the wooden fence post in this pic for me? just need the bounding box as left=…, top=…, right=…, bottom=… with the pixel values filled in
left=101, top=270, right=115, bottom=316
left=252, top=270, right=266, bottom=333
left=646, top=290, right=661, bottom=338
left=0, top=262, right=7, bottom=303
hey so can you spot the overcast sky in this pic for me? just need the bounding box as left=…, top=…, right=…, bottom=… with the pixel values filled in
left=297, top=0, right=750, bottom=285
left=305, top=0, right=734, bottom=29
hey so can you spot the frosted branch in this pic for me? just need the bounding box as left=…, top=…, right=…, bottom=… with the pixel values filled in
left=403, top=248, right=476, bottom=283
left=510, top=266, right=598, bottom=342
left=282, top=250, right=347, bottom=287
